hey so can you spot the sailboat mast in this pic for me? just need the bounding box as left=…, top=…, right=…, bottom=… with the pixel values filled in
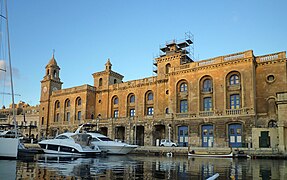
left=4, top=0, right=17, bottom=135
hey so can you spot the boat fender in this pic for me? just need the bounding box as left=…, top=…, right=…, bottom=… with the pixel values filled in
left=166, top=152, right=173, bottom=157
left=206, top=173, right=219, bottom=180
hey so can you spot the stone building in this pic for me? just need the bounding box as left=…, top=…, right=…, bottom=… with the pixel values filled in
left=39, top=38, right=287, bottom=150
left=0, top=101, right=39, bottom=138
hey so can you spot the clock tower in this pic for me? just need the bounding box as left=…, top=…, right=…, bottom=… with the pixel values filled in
left=39, top=54, right=63, bottom=137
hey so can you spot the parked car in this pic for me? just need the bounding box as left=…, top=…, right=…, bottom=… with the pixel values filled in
left=160, top=139, right=177, bottom=147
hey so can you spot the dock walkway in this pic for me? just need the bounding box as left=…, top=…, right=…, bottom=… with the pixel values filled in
left=130, top=146, right=287, bottom=159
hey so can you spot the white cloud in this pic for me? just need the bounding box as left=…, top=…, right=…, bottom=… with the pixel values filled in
left=0, top=60, right=6, bottom=81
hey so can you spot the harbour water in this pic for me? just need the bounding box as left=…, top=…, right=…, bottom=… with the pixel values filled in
left=0, top=154, right=287, bottom=179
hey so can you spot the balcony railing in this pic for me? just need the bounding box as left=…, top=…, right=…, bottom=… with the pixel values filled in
left=199, top=111, right=214, bottom=117
left=175, top=113, right=189, bottom=118
left=226, top=108, right=246, bottom=115
left=66, top=108, right=254, bottom=125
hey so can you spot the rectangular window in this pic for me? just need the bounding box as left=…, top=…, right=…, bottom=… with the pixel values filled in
left=147, top=107, right=154, bottom=115
left=66, top=112, right=70, bottom=121
left=180, top=100, right=188, bottom=113
left=56, top=113, right=59, bottom=122
left=130, top=109, right=135, bottom=117
left=230, top=94, right=240, bottom=109
left=77, top=111, right=81, bottom=120
left=203, top=97, right=212, bottom=111
left=114, top=110, right=119, bottom=118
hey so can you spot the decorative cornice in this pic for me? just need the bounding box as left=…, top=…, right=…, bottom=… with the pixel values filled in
left=96, top=78, right=168, bottom=93
left=171, top=58, right=253, bottom=76
left=256, top=58, right=287, bottom=66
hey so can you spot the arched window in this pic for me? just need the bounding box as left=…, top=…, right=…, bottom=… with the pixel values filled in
left=180, top=83, right=188, bottom=92
left=130, top=95, right=135, bottom=103
left=55, top=101, right=60, bottom=109
left=145, top=91, right=154, bottom=116
left=268, top=120, right=277, bottom=128
left=165, top=108, right=169, bottom=114
left=99, top=78, right=103, bottom=86
left=114, top=97, right=119, bottom=105
left=111, top=96, right=119, bottom=118
left=76, top=97, right=82, bottom=106
left=147, top=92, right=153, bottom=101
left=230, top=74, right=239, bottom=85
left=65, top=99, right=70, bottom=107
left=203, top=79, right=212, bottom=92
left=114, top=79, right=117, bottom=84
left=54, top=101, right=60, bottom=122
left=53, top=70, right=57, bottom=78
left=165, top=63, right=171, bottom=74
left=127, top=94, right=135, bottom=117
left=177, top=80, right=189, bottom=113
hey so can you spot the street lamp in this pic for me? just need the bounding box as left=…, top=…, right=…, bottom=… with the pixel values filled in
left=96, top=114, right=101, bottom=131
left=134, top=116, right=137, bottom=145
left=168, top=124, right=171, bottom=141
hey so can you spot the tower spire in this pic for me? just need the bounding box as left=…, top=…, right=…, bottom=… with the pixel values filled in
left=52, top=49, right=55, bottom=58
left=105, top=58, right=112, bottom=71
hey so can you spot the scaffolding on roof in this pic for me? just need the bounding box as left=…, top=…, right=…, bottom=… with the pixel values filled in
left=153, top=32, right=194, bottom=74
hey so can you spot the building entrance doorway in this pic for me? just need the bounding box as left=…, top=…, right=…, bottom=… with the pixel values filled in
left=99, top=127, right=108, bottom=136
left=134, top=125, right=144, bottom=146
left=202, top=125, right=213, bottom=147
left=115, top=126, right=125, bottom=142
left=259, top=131, right=270, bottom=148
left=228, top=123, right=242, bottom=147
left=153, top=125, right=165, bottom=146
left=178, top=126, right=188, bottom=147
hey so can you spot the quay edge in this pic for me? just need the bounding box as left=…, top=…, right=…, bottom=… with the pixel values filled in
left=130, top=146, right=287, bottom=159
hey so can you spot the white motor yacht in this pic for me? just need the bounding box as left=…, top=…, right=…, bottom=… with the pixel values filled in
left=75, top=124, right=138, bottom=155
left=38, top=132, right=101, bottom=156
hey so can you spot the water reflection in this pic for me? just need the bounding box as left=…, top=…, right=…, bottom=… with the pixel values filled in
left=1, top=155, right=287, bottom=179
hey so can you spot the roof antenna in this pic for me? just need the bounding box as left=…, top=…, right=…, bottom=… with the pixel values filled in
left=52, top=49, right=55, bottom=58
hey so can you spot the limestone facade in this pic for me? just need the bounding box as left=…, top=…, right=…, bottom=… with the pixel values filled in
left=0, top=101, right=39, bottom=138
left=39, top=40, right=287, bottom=149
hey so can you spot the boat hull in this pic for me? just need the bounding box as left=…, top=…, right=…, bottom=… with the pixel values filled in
left=0, top=138, right=19, bottom=159
left=40, top=148, right=99, bottom=156
left=188, top=151, right=233, bottom=158
left=39, top=140, right=101, bottom=157
left=96, top=144, right=138, bottom=155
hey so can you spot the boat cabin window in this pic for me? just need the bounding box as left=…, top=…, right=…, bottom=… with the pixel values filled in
left=47, top=144, right=58, bottom=151
left=71, top=134, right=92, bottom=146
left=98, top=137, right=113, bottom=141
left=56, top=135, right=69, bottom=139
left=92, top=137, right=100, bottom=142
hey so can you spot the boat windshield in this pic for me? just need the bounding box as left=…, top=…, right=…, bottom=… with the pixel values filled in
left=92, top=138, right=100, bottom=142
left=98, top=137, right=113, bottom=141
left=55, top=135, right=69, bottom=139
left=71, top=134, right=92, bottom=146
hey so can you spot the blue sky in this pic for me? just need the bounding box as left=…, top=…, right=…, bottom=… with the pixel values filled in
left=0, top=0, right=286, bottom=107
